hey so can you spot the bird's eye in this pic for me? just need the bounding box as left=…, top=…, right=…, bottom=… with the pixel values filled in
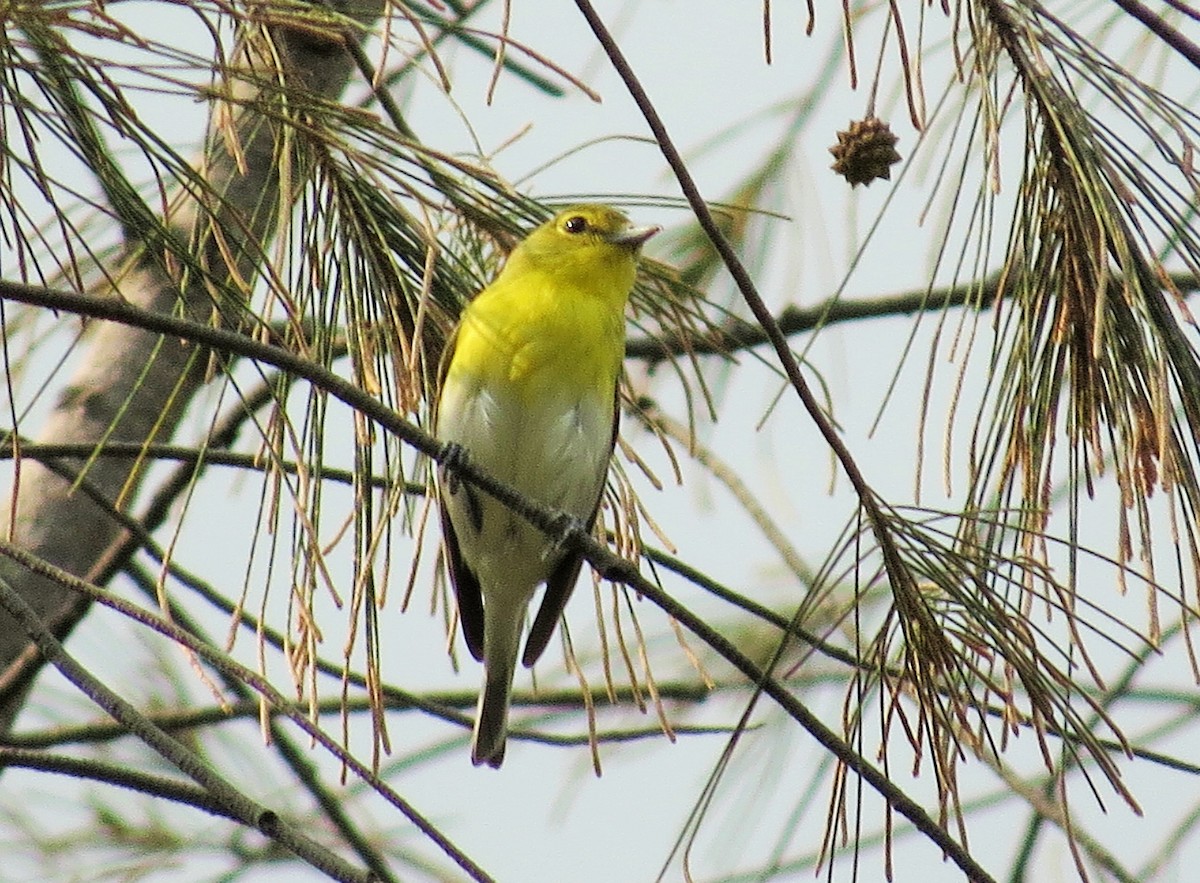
left=562, top=215, right=588, bottom=234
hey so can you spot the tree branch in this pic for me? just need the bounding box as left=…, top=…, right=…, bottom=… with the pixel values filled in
left=625, top=271, right=1200, bottom=362
left=0, top=746, right=240, bottom=822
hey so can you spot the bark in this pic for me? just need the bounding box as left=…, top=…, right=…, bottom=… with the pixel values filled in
left=0, top=1, right=385, bottom=731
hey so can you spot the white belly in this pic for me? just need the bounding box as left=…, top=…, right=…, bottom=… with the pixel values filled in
left=437, top=375, right=613, bottom=595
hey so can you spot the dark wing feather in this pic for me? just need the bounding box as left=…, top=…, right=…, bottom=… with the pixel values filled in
left=521, top=543, right=587, bottom=668
left=521, top=389, right=620, bottom=668
left=434, top=324, right=486, bottom=662
left=439, top=489, right=486, bottom=661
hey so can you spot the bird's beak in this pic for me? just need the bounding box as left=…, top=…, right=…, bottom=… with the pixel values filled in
left=608, top=224, right=661, bottom=250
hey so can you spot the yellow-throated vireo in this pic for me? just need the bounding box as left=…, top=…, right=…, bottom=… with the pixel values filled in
left=436, top=204, right=659, bottom=767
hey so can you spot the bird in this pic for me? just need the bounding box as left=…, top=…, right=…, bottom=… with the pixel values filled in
left=435, top=204, right=659, bottom=767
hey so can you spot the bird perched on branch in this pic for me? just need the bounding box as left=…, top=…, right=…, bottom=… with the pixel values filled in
left=436, top=204, right=659, bottom=767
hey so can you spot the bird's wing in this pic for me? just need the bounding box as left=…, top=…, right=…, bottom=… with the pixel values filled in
left=439, top=494, right=486, bottom=662
left=521, top=387, right=620, bottom=668
left=435, top=324, right=486, bottom=662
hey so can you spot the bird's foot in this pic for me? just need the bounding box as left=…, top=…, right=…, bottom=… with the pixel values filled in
left=440, top=442, right=469, bottom=494
left=548, top=511, right=587, bottom=551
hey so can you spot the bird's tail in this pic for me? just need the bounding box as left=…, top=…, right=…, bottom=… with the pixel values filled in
left=471, top=605, right=524, bottom=768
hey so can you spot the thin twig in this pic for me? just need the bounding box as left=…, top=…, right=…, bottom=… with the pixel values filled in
left=1107, top=0, right=1200, bottom=70
left=0, top=746, right=239, bottom=822
left=0, top=440, right=416, bottom=493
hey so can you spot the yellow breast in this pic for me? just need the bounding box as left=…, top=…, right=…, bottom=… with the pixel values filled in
left=447, top=264, right=626, bottom=404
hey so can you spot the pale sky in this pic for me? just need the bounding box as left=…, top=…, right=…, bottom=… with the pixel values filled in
left=4, top=2, right=1200, bottom=881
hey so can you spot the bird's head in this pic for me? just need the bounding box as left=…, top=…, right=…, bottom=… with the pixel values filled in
left=504, top=204, right=660, bottom=295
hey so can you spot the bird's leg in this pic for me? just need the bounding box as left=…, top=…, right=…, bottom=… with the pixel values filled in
left=548, top=510, right=588, bottom=551
left=440, top=441, right=469, bottom=495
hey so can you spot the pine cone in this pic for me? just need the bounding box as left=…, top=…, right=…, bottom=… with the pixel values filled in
left=829, top=117, right=901, bottom=187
